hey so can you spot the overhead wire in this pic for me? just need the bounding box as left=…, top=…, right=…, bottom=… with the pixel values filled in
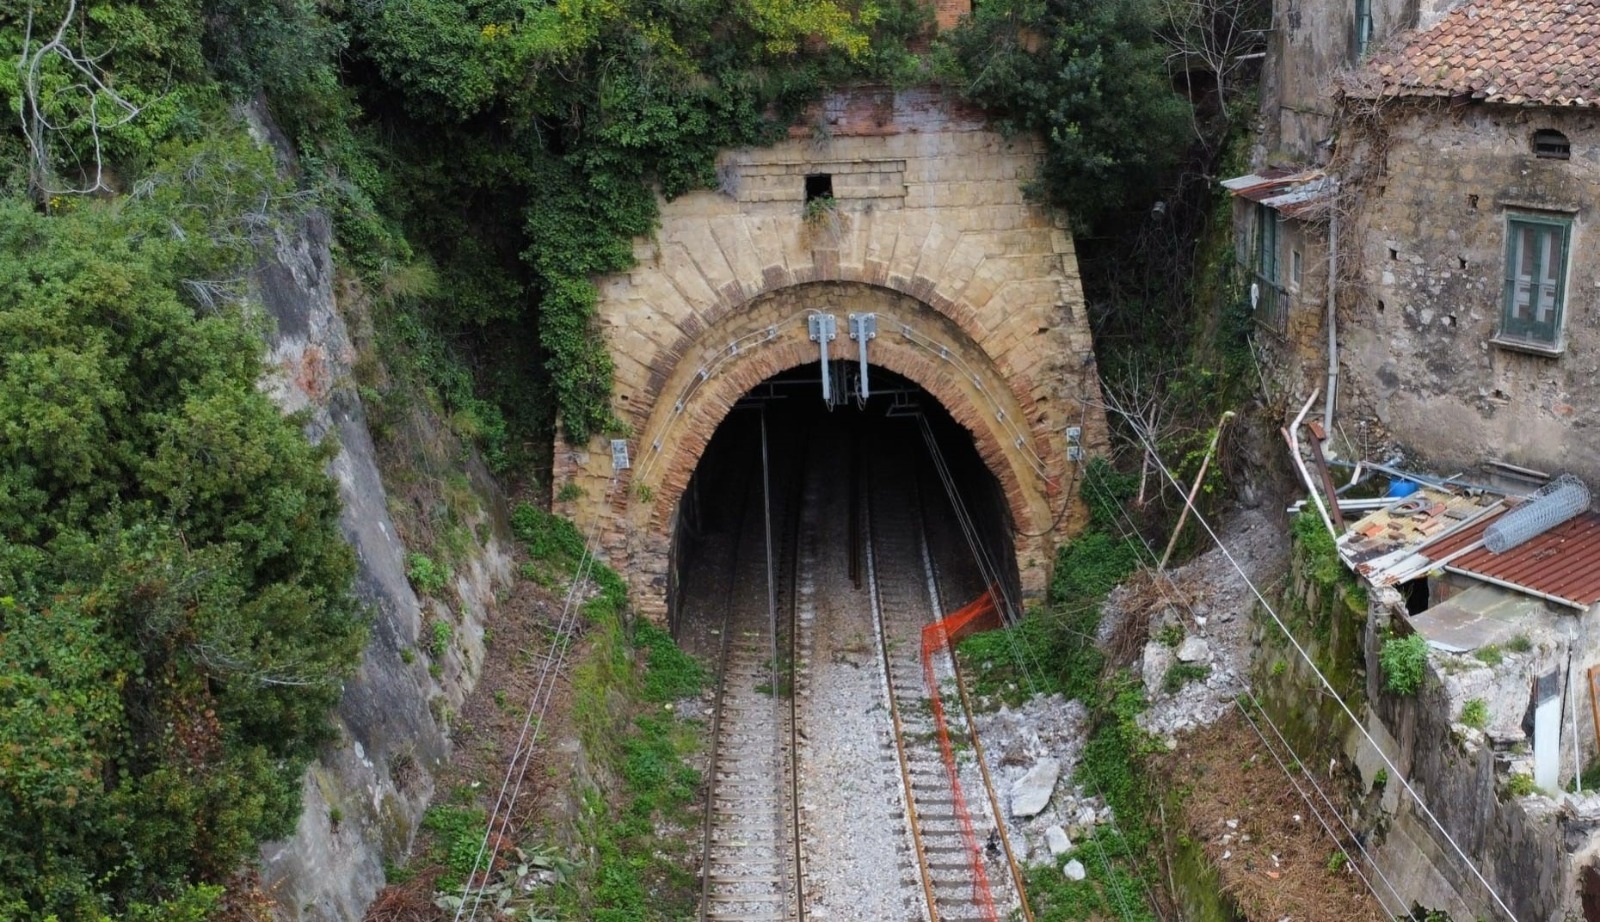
left=914, top=415, right=1157, bottom=922
left=453, top=474, right=621, bottom=922
left=1238, top=692, right=1410, bottom=913
left=1232, top=698, right=1399, bottom=912
left=1107, top=387, right=1523, bottom=922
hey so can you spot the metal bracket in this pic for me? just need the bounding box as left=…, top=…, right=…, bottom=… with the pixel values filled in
left=807, top=313, right=838, bottom=403
left=848, top=312, right=877, bottom=399
left=610, top=439, right=630, bottom=471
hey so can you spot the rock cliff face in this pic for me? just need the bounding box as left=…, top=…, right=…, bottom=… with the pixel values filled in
left=245, top=104, right=513, bottom=920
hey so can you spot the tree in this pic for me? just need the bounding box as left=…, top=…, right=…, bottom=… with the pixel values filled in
left=935, top=0, right=1193, bottom=233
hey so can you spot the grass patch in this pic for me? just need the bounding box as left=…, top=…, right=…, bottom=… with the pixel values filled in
left=1507, top=634, right=1533, bottom=653
left=1474, top=645, right=1503, bottom=667
left=1460, top=698, right=1488, bottom=730
left=1161, top=662, right=1210, bottom=694
left=505, top=507, right=706, bottom=921
left=420, top=804, right=487, bottom=890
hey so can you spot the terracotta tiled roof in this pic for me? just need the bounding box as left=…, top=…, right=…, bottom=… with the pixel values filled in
left=1356, top=0, right=1600, bottom=107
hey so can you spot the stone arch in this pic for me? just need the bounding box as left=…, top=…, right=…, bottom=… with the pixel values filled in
left=631, top=281, right=1053, bottom=547
left=551, top=89, right=1112, bottom=619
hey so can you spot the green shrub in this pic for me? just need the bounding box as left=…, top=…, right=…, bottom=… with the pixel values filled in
left=0, top=154, right=368, bottom=915
left=1506, top=773, right=1538, bottom=797
left=407, top=552, right=451, bottom=595
left=1460, top=698, right=1488, bottom=730
left=1474, top=645, right=1503, bottom=667
left=1379, top=634, right=1429, bottom=696
left=428, top=620, right=453, bottom=660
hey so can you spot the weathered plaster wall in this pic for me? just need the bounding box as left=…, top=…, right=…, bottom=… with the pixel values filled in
left=1264, top=0, right=1423, bottom=163
left=1232, top=197, right=1334, bottom=403
left=1339, top=102, right=1600, bottom=485
left=1353, top=586, right=1600, bottom=920
left=245, top=106, right=514, bottom=921
left=553, top=86, right=1107, bottom=622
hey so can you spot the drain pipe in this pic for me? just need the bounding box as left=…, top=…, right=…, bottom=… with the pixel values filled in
left=1323, top=179, right=1340, bottom=436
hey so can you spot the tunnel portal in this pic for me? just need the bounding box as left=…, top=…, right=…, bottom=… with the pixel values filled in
left=667, top=364, right=1018, bottom=638
left=549, top=86, right=1111, bottom=620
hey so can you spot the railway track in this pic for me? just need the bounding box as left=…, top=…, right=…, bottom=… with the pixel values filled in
left=866, top=427, right=1022, bottom=922
left=695, top=409, right=1025, bottom=922
left=699, top=414, right=806, bottom=922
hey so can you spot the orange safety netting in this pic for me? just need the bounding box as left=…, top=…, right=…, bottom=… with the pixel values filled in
left=919, top=586, right=1005, bottom=922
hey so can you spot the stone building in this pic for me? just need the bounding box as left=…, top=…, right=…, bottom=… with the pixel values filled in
left=1226, top=0, right=1481, bottom=421
left=1333, top=0, right=1600, bottom=485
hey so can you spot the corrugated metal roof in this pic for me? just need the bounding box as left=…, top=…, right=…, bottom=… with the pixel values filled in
left=1337, top=487, right=1505, bottom=585
left=1422, top=508, right=1600, bottom=610
left=1220, top=168, right=1333, bottom=218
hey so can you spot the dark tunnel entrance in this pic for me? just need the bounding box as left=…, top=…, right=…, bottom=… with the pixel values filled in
left=666, top=362, right=1020, bottom=639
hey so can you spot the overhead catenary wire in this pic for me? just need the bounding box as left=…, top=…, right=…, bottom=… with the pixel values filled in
left=1106, top=386, right=1523, bottom=922
left=1233, top=698, right=1402, bottom=915
left=1068, top=427, right=1405, bottom=916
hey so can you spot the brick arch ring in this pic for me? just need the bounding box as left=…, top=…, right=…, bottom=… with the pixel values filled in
left=623, top=281, right=1064, bottom=545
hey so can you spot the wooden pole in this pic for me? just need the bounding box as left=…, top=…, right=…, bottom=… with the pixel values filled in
left=1159, top=409, right=1234, bottom=571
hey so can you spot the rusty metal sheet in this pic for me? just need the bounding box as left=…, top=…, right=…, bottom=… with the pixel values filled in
left=1431, top=510, right=1600, bottom=610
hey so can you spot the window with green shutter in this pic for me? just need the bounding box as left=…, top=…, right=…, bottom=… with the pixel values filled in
left=1501, top=215, right=1570, bottom=350
left=1354, top=0, right=1374, bottom=58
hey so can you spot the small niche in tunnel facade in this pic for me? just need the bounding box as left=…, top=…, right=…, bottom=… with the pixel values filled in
left=805, top=173, right=834, bottom=203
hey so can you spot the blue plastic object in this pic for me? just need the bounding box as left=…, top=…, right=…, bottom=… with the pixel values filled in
left=1386, top=478, right=1421, bottom=498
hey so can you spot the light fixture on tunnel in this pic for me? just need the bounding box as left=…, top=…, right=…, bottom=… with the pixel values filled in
left=1066, top=426, right=1082, bottom=461
left=806, top=313, right=838, bottom=403
left=611, top=439, right=631, bottom=470
left=848, top=312, right=877, bottom=400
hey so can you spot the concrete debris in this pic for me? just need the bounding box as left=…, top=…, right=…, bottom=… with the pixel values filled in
left=1107, top=509, right=1286, bottom=738
left=1176, top=635, right=1212, bottom=663
left=1010, top=758, right=1062, bottom=818
left=1045, top=825, right=1072, bottom=856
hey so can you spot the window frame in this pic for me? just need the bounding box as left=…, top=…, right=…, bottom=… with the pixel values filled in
left=1497, top=213, right=1572, bottom=353
left=1251, top=202, right=1288, bottom=334
left=1354, top=0, right=1375, bottom=58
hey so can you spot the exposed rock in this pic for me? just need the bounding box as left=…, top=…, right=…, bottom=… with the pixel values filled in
left=1176, top=635, right=1212, bottom=663
left=1142, top=641, right=1175, bottom=697
left=1045, top=825, right=1072, bottom=856
left=1010, top=758, right=1061, bottom=818
left=1064, top=859, right=1087, bottom=881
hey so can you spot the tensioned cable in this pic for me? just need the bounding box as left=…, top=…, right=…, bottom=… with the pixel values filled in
left=1240, top=692, right=1409, bottom=912
left=455, top=475, right=620, bottom=922
left=1233, top=698, right=1398, bottom=912
left=1071, top=443, right=1406, bottom=914
left=1111, top=389, right=1522, bottom=922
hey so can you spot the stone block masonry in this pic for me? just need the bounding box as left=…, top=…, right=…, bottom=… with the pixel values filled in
left=553, top=86, right=1109, bottom=622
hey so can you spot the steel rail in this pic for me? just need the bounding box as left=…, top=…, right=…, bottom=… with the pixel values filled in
left=697, top=439, right=761, bottom=922
left=865, top=452, right=943, bottom=922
